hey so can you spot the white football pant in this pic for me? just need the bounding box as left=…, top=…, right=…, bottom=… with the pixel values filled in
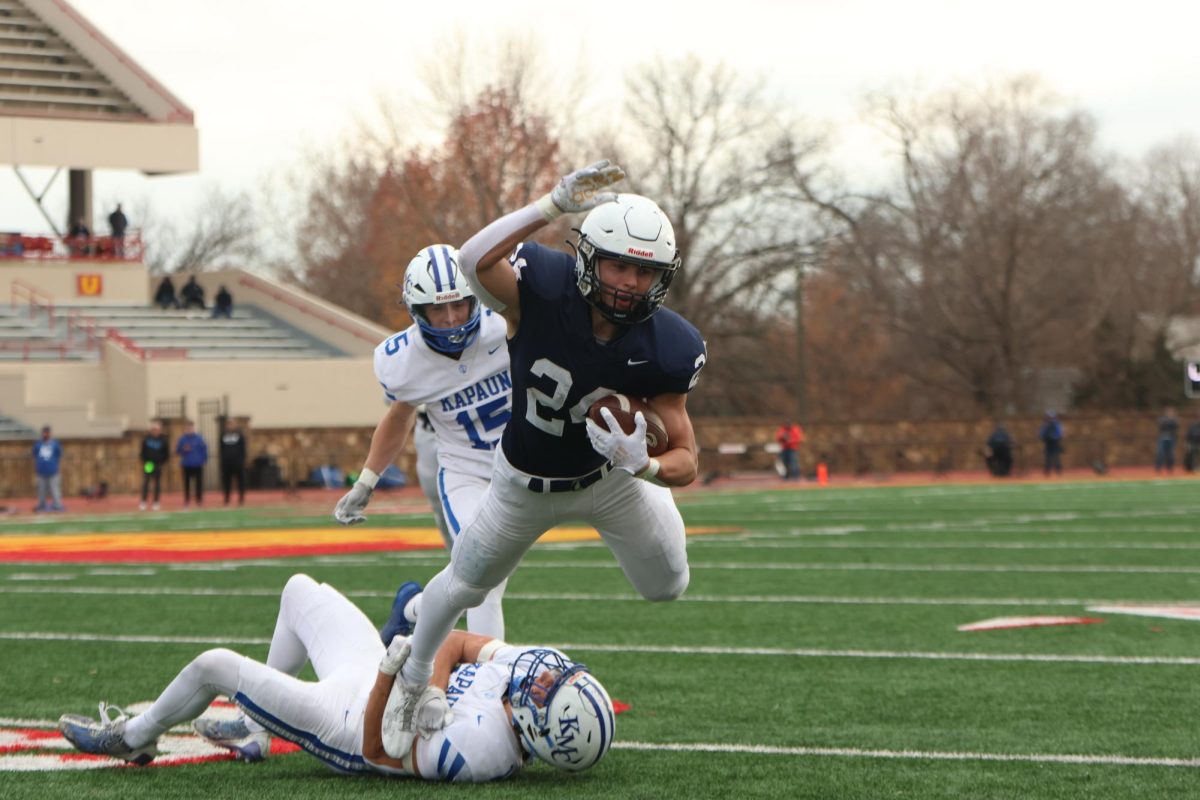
left=413, top=420, right=507, bottom=639
left=123, top=574, right=381, bottom=772
left=402, top=446, right=688, bottom=683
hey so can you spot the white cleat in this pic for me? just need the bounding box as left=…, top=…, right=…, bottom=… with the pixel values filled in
left=193, top=716, right=271, bottom=762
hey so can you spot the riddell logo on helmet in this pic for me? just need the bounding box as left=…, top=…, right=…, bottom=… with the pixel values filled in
left=434, top=291, right=461, bottom=302
left=627, top=248, right=654, bottom=258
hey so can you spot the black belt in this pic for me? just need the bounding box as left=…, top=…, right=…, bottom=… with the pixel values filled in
left=526, top=462, right=613, bottom=493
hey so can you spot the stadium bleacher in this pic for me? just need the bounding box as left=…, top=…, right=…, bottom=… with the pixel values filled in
left=0, top=411, right=35, bottom=440
left=0, top=303, right=342, bottom=361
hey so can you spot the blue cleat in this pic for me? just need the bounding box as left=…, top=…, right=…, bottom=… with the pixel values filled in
left=380, top=581, right=423, bottom=644
left=58, top=703, right=157, bottom=765
left=193, top=716, right=270, bottom=762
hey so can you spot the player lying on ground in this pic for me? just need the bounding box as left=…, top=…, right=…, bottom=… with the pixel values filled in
left=58, top=573, right=614, bottom=780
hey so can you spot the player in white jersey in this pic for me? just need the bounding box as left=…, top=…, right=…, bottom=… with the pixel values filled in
left=413, top=405, right=450, bottom=547
left=333, top=244, right=512, bottom=639
left=57, top=574, right=615, bottom=780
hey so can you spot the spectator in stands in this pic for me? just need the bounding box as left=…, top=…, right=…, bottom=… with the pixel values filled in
left=32, top=425, right=65, bottom=512
left=212, top=285, right=234, bottom=319
left=775, top=420, right=805, bottom=480
left=139, top=420, right=169, bottom=511
left=984, top=422, right=1014, bottom=477
left=1039, top=410, right=1064, bottom=477
left=154, top=276, right=179, bottom=310
left=67, top=217, right=91, bottom=257
left=180, top=275, right=206, bottom=310
left=1185, top=418, right=1200, bottom=473
left=1155, top=406, right=1180, bottom=474
left=108, top=204, right=129, bottom=258
left=219, top=418, right=247, bottom=505
left=176, top=421, right=209, bottom=507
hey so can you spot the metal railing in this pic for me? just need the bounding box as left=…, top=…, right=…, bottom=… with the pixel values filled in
left=1, top=230, right=145, bottom=262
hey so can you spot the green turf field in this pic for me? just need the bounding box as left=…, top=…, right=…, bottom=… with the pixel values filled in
left=2, top=479, right=1199, bottom=798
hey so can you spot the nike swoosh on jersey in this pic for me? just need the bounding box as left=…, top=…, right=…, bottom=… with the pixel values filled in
left=488, top=345, right=503, bottom=355
left=627, top=358, right=649, bottom=365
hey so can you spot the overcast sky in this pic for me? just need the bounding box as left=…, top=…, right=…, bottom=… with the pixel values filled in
left=4, top=0, right=1200, bottom=236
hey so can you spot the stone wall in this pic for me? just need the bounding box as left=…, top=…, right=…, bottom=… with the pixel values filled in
left=2, top=410, right=1194, bottom=498
left=695, top=412, right=1194, bottom=477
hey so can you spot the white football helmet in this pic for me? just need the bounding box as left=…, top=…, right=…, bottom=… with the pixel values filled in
left=574, top=193, right=681, bottom=324
left=509, top=649, right=615, bottom=772
left=402, top=244, right=480, bottom=354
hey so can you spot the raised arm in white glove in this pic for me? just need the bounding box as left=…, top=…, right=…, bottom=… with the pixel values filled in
left=585, top=407, right=650, bottom=475
left=536, top=160, right=626, bottom=221
left=333, top=467, right=379, bottom=525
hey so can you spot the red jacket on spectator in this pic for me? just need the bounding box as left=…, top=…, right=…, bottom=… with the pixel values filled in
left=776, top=423, right=804, bottom=451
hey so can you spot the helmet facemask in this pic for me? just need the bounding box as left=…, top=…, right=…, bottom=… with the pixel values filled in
left=573, top=235, right=680, bottom=325
left=402, top=245, right=481, bottom=354
left=571, top=194, right=681, bottom=325
left=411, top=297, right=481, bottom=354
left=508, top=649, right=615, bottom=772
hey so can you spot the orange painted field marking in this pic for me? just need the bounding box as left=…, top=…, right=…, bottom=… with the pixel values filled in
left=0, top=526, right=728, bottom=563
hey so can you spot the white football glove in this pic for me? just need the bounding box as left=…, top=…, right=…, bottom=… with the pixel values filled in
left=549, top=160, right=625, bottom=215
left=379, top=634, right=411, bottom=676
left=333, top=481, right=373, bottom=525
left=415, top=686, right=453, bottom=737
left=585, top=407, right=650, bottom=476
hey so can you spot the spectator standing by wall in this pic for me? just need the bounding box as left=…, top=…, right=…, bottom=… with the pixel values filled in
left=1155, top=407, right=1180, bottom=474
left=32, top=425, right=64, bottom=512
left=107, top=204, right=128, bottom=258
left=154, top=276, right=179, bottom=310
left=984, top=422, right=1014, bottom=477
left=1039, top=411, right=1064, bottom=477
left=180, top=276, right=206, bottom=310
left=1184, top=418, right=1200, bottom=473
left=176, top=421, right=209, bottom=507
left=219, top=418, right=247, bottom=506
left=139, top=421, right=169, bottom=511
left=212, top=285, right=234, bottom=319
left=775, top=420, right=805, bottom=480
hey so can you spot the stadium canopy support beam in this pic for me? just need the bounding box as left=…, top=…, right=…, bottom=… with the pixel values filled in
left=68, top=169, right=93, bottom=233
left=12, top=165, right=65, bottom=237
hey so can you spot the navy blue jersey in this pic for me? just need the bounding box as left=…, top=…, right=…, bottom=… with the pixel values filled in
left=503, top=242, right=707, bottom=478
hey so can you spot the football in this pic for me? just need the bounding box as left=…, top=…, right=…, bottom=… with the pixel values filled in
left=587, top=393, right=669, bottom=457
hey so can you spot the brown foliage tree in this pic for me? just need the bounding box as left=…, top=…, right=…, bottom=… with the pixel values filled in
left=292, top=86, right=569, bottom=330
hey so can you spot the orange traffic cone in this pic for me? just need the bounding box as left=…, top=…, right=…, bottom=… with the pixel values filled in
left=816, top=462, right=829, bottom=486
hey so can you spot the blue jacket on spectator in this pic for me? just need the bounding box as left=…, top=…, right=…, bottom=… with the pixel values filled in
left=33, top=438, right=62, bottom=477
left=175, top=432, right=208, bottom=468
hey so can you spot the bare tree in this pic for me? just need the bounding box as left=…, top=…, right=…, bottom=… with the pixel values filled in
left=1130, top=138, right=1200, bottom=316
left=142, top=186, right=262, bottom=276
left=613, top=56, right=828, bottom=414
left=798, top=77, right=1133, bottom=416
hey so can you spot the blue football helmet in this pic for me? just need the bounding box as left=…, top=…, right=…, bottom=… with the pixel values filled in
left=403, top=244, right=480, bottom=354
left=508, top=648, right=615, bottom=772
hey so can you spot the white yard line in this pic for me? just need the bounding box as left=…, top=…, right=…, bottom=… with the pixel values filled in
left=8, top=558, right=1200, bottom=574
left=615, top=740, right=1200, bottom=767
left=3, top=584, right=1194, bottom=608
left=694, top=538, right=1200, bottom=550
left=4, top=630, right=1199, bottom=665
left=3, top=715, right=1191, bottom=769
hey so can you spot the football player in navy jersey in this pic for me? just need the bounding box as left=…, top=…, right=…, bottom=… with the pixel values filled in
left=384, top=160, right=706, bottom=752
